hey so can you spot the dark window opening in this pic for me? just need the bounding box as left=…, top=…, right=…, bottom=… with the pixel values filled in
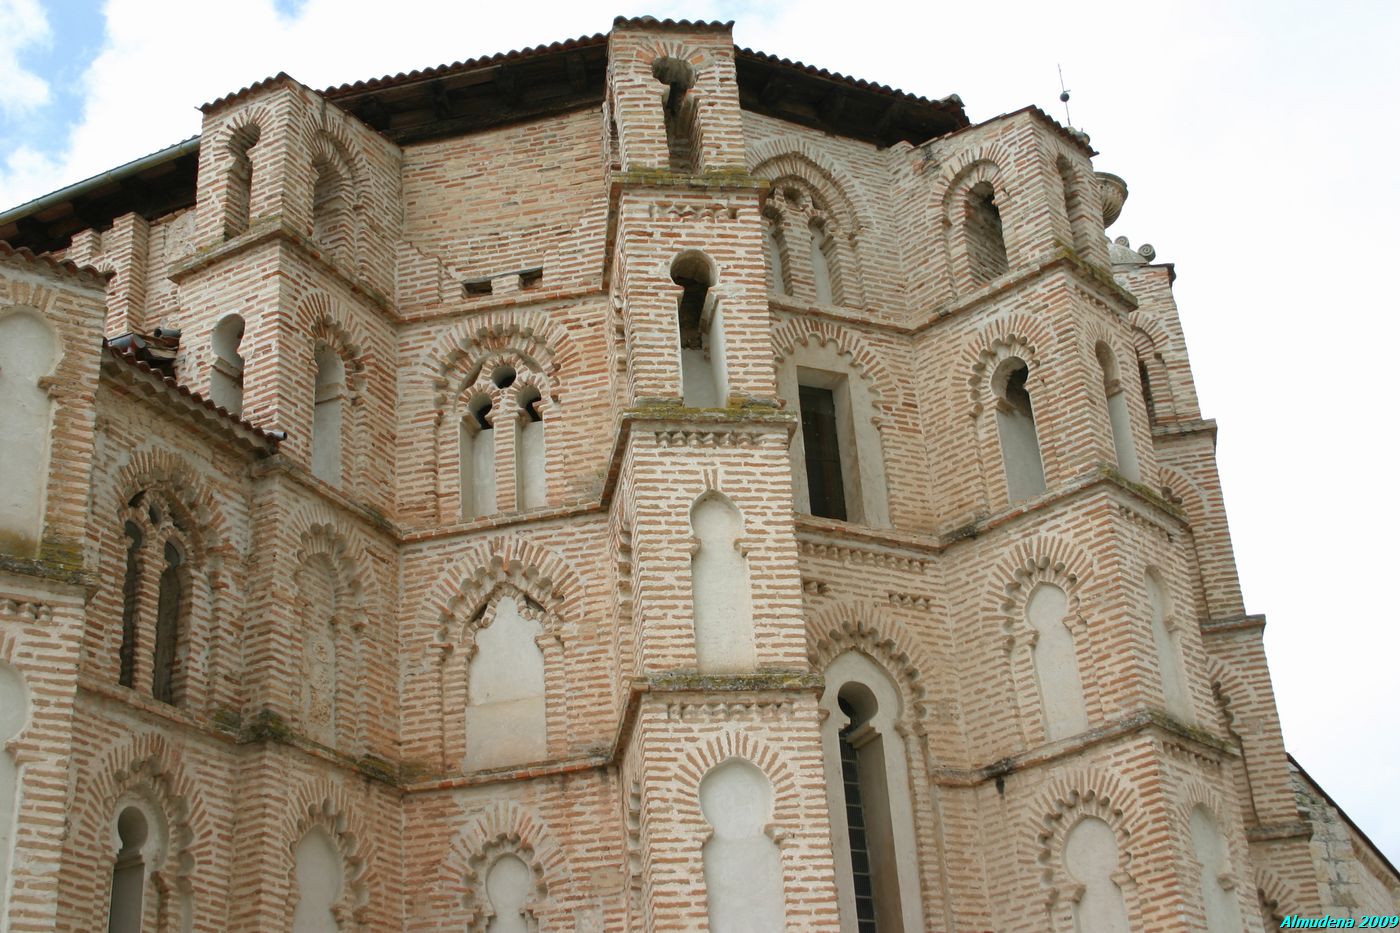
left=966, top=181, right=1009, bottom=283
left=118, top=522, right=142, bottom=689
left=839, top=696, right=879, bottom=933
left=152, top=542, right=182, bottom=705
left=1138, top=358, right=1157, bottom=423
left=800, top=385, right=847, bottom=521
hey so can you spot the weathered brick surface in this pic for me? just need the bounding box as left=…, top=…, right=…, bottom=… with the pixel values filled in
left=1, top=16, right=1392, bottom=932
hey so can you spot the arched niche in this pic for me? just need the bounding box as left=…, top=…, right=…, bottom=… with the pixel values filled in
left=465, top=594, right=547, bottom=771
left=1026, top=583, right=1089, bottom=740
left=0, top=308, right=61, bottom=558
left=1146, top=569, right=1193, bottom=723
left=689, top=494, right=756, bottom=673
left=208, top=314, right=246, bottom=415
left=0, top=662, right=28, bottom=922
left=1189, top=805, right=1244, bottom=933
left=992, top=356, right=1046, bottom=502
left=1064, top=816, right=1131, bottom=933
left=1095, top=341, right=1141, bottom=483
left=312, top=344, right=347, bottom=486
left=698, top=758, right=785, bottom=933
left=292, top=825, right=344, bottom=933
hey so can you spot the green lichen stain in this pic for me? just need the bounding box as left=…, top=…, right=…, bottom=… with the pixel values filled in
left=650, top=668, right=821, bottom=692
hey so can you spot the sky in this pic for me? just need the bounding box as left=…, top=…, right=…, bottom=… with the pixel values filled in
left=3, top=0, right=1397, bottom=866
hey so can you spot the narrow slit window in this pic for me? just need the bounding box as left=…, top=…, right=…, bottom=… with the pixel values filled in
left=799, top=385, right=848, bottom=521
left=152, top=542, right=183, bottom=705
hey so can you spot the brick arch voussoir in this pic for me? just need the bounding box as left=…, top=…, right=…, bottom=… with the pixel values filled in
left=962, top=315, right=1055, bottom=414
left=1174, top=776, right=1240, bottom=852
left=298, top=292, right=371, bottom=367
left=427, top=536, right=583, bottom=641
left=428, top=310, right=576, bottom=406
left=220, top=104, right=274, bottom=149
left=806, top=598, right=933, bottom=721
left=673, top=730, right=802, bottom=836
left=74, top=734, right=206, bottom=885
left=937, top=143, right=1016, bottom=218
left=445, top=799, right=573, bottom=896
left=1033, top=769, right=1146, bottom=899
left=632, top=39, right=716, bottom=77
left=988, top=536, right=1097, bottom=625
left=1255, top=866, right=1303, bottom=923
left=1128, top=315, right=1172, bottom=356
left=748, top=140, right=870, bottom=236
left=1157, top=465, right=1206, bottom=521
left=284, top=777, right=373, bottom=913
left=112, top=447, right=227, bottom=558
left=287, top=515, right=371, bottom=612
left=772, top=316, right=901, bottom=410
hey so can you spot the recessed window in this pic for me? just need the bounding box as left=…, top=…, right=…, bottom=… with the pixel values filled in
left=799, top=384, right=847, bottom=521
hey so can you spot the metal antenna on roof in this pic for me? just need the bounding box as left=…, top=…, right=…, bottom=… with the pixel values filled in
left=1057, top=64, right=1073, bottom=127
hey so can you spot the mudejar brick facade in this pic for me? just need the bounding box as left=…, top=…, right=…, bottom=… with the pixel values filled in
left=0, top=15, right=1393, bottom=931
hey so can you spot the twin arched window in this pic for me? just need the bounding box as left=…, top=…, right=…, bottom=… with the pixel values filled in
left=763, top=183, right=851, bottom=307
left=457, top=363, right=549, bottom=521
left=118, top=491, right=194, bottom=707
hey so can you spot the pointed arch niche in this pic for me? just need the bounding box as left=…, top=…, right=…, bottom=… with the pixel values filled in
left=818, top=650, right=926, bottom=933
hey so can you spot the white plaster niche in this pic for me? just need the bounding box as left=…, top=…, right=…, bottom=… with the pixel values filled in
left=1026, top=583, right=1088, bottom=740
left=1064, top=816, right=1131, bottom=933
left=0, top=662, right=28, bottom=922
left=1189, top=805, right=1244, bottom=933
left=1097, top=341, right=1141, bottom=483
left=465, top=594, right=547, bottom=770
left=689, top=494, right=757, bottom=673
left=1146, top=569, right=1193, bottom=723
left=699, top=758, right=785, bottom=933
left=208, top=313, right=246, bottom=415
left=485, top=853, right=533, bottom=933
left=311, top=344, right=345, bottom=486
left=0, top=308, right=60, bottom=558
left=292, top=826, right=344, bottom=933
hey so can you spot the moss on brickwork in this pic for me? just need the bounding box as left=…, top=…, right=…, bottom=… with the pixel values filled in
left=649, top=668, right=822, bottom=692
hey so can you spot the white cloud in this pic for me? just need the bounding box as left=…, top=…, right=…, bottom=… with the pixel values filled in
left=0, top=0, right=50, bottom=114
left=3, top=0, right=1399, bottom=863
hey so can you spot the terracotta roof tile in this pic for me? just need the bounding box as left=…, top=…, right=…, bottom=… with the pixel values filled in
left=321, top=34, right=608, bottom=99
left=736, top=46, right=963, bottom=112
left=611, top=15, right=734, bottom=30
left=0, top=239, right=110, bottom=284
left=200, top=72, right=308, bottom=114
left=104, top=341, right=283, bottom=448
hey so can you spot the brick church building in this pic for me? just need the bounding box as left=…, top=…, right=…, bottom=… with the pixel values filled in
left=0, top=15, right=1394, bottom=931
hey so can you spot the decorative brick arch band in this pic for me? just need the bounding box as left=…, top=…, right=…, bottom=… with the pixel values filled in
left=282, top=778, right=374, bottom=930
left=673, top=730, right=804, bottom=843
left=426, top=800, right=573, bottom=931
left=66, top=735, right=205, bottom=929
left=1032, top=771, right=1146, bottom=913
left=805, top=597, right=933, bottom=723
left=771, top=316, right=901, bottom=412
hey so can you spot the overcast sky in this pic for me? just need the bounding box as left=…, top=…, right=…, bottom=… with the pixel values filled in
left=3, top=0, right=1396, bottom=864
